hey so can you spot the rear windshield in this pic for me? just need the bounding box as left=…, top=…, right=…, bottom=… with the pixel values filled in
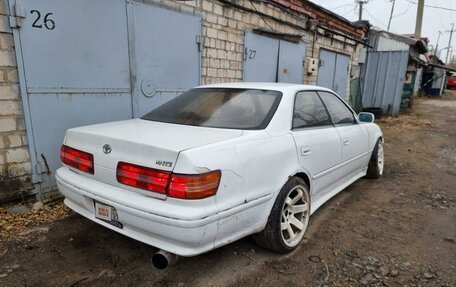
left=141, top=88, right=283, bottom=129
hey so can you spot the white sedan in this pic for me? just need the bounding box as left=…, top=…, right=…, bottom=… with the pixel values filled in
left=56, top=83, right=383, bottom=267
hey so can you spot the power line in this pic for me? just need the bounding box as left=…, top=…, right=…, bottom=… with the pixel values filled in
left=436, top=11, right=447, bottom=30
left=341, top=9, right=355, bottom=17
left=250, top=1, right=277, bottom=32
left=392, top=3, right=412, bottom=18
left=365, top=9, right=389, bottom=29
left=329, top=3, right=355, bottom=10
left=404, top=0, right=456, bottom=12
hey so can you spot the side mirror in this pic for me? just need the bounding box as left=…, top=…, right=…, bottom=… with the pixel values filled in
left=358, top=112, right=375, bottom=123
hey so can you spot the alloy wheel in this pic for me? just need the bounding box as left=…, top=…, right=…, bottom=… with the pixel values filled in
left=280, top=185, right=310, bottom=247
left=378, top=141, right=384, bottom=175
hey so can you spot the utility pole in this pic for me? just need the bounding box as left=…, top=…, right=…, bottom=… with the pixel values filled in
left=440, top=23, right=455, bottom=95
left=435, top=31, right=442, bottom=56
left=414, top=0, right=425, bottom=38
left=450, top=48, right=454, bottom=65
left=356, top=0, right=369, bottom=21
left=387, top=0, right=396, bottom=31
left=444, top=23, right=454, bottom=65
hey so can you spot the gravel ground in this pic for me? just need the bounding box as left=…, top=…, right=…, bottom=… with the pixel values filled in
left=0, top=94, right=455, bottom=287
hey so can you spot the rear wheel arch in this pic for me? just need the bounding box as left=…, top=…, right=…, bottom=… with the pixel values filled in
left=253, top=176, right=311, bottom=253
left=293, top=172, right=311, bottom=195
left=374, top=135, right=384, bottom=149
left=366, top=137, right=384, bottom=179
left=259, top=171, right=311, bottom=231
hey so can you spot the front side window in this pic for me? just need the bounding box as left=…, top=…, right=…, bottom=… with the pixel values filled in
left=293, top=91, right=331, bottom=129
left=317, top=91, right=356, bottom=125
left=141, top=88, right=282, bottom=130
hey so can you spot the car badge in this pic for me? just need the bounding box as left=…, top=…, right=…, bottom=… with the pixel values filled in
left=103, top=144, right=112, bottom=154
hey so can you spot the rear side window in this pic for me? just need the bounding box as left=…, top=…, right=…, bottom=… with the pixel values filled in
left=141, top=88, right=282, bottom=130
left=317, top=91, right=356, bottom=125
left=293, top=91, right=331, bottom=129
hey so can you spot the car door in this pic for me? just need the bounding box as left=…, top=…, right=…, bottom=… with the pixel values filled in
left=290, top=91, right=342, bottom=199
left=317, top=91, right=369, bottom=179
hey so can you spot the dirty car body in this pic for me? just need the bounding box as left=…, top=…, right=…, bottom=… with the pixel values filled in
left=56, top=83, right=383, bottom=257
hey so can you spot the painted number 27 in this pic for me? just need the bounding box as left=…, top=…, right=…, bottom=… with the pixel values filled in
left=247, top=49, right=256, bottom=60
left=31, top=10, right=55, bottom=30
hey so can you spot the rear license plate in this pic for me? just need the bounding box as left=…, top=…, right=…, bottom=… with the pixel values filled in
left=94, top=201, right=123, bottom=229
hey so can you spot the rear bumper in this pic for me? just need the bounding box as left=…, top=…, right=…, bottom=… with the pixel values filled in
left=56, top=168, right=218, bottom=256
left=56, top=167, right=272, bottom=256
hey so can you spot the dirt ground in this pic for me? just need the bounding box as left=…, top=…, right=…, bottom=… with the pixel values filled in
left=1, top=94, right=455, bottom=287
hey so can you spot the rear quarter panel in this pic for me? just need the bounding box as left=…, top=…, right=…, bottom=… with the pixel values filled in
left=173, top=130, right=304, bottom=231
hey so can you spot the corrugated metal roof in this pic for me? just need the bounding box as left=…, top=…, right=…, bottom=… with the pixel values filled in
left=368, top=29, right=429, bottom=53
left=376, top=37, right=409, bottom=51
left=368, top=30, right=410, bottom=52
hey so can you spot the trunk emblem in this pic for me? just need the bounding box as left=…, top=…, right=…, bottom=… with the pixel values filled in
left=103, top=144, right=112, bottom=154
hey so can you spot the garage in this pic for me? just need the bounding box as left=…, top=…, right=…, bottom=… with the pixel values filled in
left=317, top=49, right=350, bottom=98
left=11, top=0, right=201, bottom=192
left=243, top=31, right=307, bottom=84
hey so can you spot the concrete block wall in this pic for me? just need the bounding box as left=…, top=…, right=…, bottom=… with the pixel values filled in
left=0, top=0, right=32, bottom=201
left=304, top=34, right=362, bottom=99
left=198, top=0, right=304, bottom=84
left=155, top=0, right=362, bottom=100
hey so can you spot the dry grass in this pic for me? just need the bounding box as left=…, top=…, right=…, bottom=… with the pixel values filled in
left=0, top=202, right=72, bottom=242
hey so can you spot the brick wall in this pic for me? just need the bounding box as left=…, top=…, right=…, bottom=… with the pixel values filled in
left=0, top=0, right=32, bottom=201
left=164, top=0, right=362, bottom=99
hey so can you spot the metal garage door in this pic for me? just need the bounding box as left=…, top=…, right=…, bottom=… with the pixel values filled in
left=360, top=51, right=408, bottom=115
left=317, top=49, right=350, bottom=99
left=278, top=40, right=306, bottom=83
left=9, top=0, right=201, bottom=195
left=244, top=31, right=306, bottom=84
left=129, top=2, right=201, bottom=117
left=10, top=0, right=132, bottom=193
left=244, top=32, right=279, bottom=82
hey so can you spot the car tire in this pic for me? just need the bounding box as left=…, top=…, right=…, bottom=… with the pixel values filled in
left=366, top=138, right=384, bottom=179
left=253, top=177, right=310, bottom=253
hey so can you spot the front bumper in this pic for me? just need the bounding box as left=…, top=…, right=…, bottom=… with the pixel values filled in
left=56, top=167, right=218, bottom=256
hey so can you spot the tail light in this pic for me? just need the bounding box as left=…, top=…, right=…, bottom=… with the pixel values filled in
left=117, top=162, right=170, bottom=194
left=116, top=162, right=221, bottom=199
left=60, top=145, right=94, bottom=174
left=168, top=171, right=221, bottom=199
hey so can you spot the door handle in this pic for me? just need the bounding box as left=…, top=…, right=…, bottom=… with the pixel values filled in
left=343, top=138, right=350, bottom=145
left=301, top=146, right=311, bottom=156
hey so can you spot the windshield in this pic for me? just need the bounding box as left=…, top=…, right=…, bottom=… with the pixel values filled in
left=141, top=88, right=282, bottom=129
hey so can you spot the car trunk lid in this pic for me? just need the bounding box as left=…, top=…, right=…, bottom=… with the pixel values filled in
left=63, top=119, right=242, bottom=197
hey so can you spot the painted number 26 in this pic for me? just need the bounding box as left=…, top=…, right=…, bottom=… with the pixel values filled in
left=31, top=10, right=55, bottom=30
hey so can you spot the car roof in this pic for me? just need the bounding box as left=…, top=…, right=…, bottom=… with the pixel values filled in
left=195, top=82, right=334, bottom=93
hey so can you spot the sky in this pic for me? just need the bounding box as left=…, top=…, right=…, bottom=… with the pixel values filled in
left=309, top=0, right=456, bottom=62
